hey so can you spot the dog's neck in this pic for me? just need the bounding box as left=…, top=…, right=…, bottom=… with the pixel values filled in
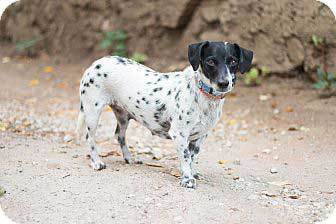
left=194, top=68, right=227, bottom=100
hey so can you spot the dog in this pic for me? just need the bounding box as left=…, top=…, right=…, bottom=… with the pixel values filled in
left=76, top=41, right=253, bottom=188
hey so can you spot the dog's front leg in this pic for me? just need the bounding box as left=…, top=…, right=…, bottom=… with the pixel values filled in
left=169, top=130, right=196, bottom=188
left=189, top=135, right=207, bottom=180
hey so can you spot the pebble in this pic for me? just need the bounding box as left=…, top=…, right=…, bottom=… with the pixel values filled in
left=226, top=141, right=233, bottom=148
left=152, top=148, right=163, bottom=160
left=259, top=94, right=269, bottom=101
left=262, top=149, right=271, bottom=154
left=233, top=159, right=241, bottom=165
left=273, top=109, right=280, bottom=114
left=270, top=168, right=278, bottom=174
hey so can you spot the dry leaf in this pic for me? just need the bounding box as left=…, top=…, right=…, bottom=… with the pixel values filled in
left=239, top=136, right=248, bottom=142
left=218, top=159, right=228, bottom=165
left=2, top=57, right=10, bottom=64
left=271, top=100, right=277, bottom=108
left=288, top=195, right=299, bottom=199
left=228, top=119, right=237, bottom=126
left=100, top=151, right=121, bottom=157
left=268, top=180, right=291, bottom=187
left=145, top=162, right=164, bottom=168
left=29, top=79, right=39, bottom=86
left=57, top=82, right=68, bottom=89
left=43, top=66, right=54, bottom=73
left=285, top=106, right=294, bottom=112
left=170, top=169, right=181, bottom=178
left=288, top=126, right=298, bottom=131
left=0, top=122, right=6, bottom=131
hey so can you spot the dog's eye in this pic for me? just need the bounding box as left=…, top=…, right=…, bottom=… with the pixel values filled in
left=230, top=59, right=238, bottom=66
left=207, top=59, right=215, bottom=67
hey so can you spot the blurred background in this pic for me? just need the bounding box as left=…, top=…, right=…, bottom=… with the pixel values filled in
left=0, top=1, right=336, bottom=224
left=1, top=0, right=335, bottom=75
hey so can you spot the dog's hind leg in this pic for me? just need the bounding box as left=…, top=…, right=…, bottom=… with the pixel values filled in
left=83, top=101, right=106, bottom=170
left=110, top=105, right=132, bottom=164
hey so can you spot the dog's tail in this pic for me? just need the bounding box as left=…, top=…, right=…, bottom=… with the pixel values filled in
left=75, top=110, right=86, bottom=143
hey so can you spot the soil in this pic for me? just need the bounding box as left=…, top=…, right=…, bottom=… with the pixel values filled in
left=0, top=54, right=335, bottom=224
left=1, top=0, right=336, bottom=73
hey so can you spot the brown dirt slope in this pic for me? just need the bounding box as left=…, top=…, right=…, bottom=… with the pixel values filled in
left=0, top=0, right=336, bottom=72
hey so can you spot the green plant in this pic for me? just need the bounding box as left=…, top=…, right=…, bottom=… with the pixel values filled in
left=244, top=68, right=261, bottom=86
left=260, top=66, right=270, bottom=76
left=130, top=52, right=148, bottom=63
left=313, top=67, right=336, bottom=89
left=311, top=34, right=325, bottom=47
left=15, top=37, right=43, bottom=52
left=100, top=29, right=127, bottom=56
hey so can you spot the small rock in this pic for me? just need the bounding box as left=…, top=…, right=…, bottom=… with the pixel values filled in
left=63, top=135, right=73, bottom=143
left=273, top=109, right=280, bottom=114
left=259, top=94, right=269, bottom=101
left=270, top=168, right=278, bottom=174
left=233, top=159, right=241, bottom=165
left=152, top=148, right=163, bottom=160
left=262, top=149, right=271, bottom=154
left=72, top=154, right=79, bottom=158
left=238, top=130, right=248, bottom=135
left=270, top=200, right=279, bottom=206
left=233, top=175, right=239, bottom=180
left=137, top=147, right=151, bottom=154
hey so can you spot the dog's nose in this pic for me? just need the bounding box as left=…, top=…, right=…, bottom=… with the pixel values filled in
left=218, top=79, right=230, bottom=89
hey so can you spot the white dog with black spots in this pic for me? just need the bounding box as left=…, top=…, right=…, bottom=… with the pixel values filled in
left=76, top=41, right=253, bottom=188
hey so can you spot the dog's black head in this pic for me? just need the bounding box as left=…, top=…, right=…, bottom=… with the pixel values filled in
left=188, top=41, right=253, bottom=92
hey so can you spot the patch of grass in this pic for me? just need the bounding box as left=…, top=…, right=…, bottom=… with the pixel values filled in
left=0, top=186, right=6, bottom=197
left=313, top=67, right=336, bottom=90
left=311, top=34, right=325, bottom=47
left=245, top=66, right=271, bottom=86
left=244, top=68, right=260, bottom=86
left=15, top=37, right=43, bottom=52
left=130, top=52, right=148, bottom=63
left=100, top=29, right=127, bottom=57
left=100, top=29, right=149, bottom=63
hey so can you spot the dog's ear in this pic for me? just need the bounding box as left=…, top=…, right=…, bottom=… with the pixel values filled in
left=188, top=41, right=209, bottom=71
left=234, top=43, right=253, bottom=74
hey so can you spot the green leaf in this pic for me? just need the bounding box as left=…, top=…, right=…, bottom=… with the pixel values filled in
left=247, top=68, right=259, bottom=79
left=105, top=31, right=116, bottom=40
left=316, top=67, right=325, bottom=80
left=313, top=81, right=327, bottom=89
left=131, top=52, right=148, bottom=63
left=113, top=30, right=127, bottom=41
left=327, top=72, right=336, bottom=81
left=115, top=43, right=126, bottom=51
left=15, top=37, right=43, bottom=52
left=260, top=66, right=270, bottom=76
left=100, top=39, right=112, bottom=49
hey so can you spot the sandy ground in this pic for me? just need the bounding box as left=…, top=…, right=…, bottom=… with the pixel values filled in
left=0, top=56, right=335, bottom=224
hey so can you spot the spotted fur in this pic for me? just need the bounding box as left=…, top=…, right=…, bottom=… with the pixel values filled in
left=76, top=42, right=253, bottom=189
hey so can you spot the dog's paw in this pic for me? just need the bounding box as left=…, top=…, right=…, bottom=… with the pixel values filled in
left=124, top=157, right=143, bottom=165
left=91, top=160, right=106, bottom=170
left=181, top=177, right=196, bottom=189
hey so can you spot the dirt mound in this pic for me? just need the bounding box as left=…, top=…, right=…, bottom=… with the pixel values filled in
left=1, top=0, right=335, bottom=73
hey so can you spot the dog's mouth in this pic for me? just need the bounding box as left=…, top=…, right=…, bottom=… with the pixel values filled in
left=215, top=83, right=233, bottom=93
